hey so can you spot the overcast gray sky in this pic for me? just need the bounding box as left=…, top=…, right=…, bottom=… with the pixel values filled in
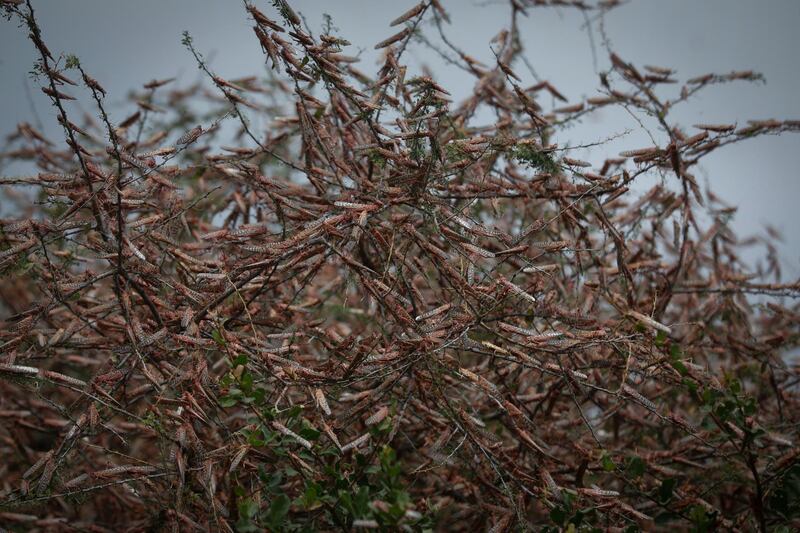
left=1, top=0, right=798, bottom=275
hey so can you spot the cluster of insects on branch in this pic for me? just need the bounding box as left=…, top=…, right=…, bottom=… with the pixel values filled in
left=1, top=0, right=799, bottom=530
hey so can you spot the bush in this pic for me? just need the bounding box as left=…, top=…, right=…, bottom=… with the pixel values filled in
left=1, top=0, right=799, bottom=530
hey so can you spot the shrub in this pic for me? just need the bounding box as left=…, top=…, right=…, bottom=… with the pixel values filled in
left=1, top=0, right=799, bottom=530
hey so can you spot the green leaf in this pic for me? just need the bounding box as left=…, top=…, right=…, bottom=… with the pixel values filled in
left=240, top=371, right=254, bottom=394
left=688, top=504, right=716, bottom=532
left=265, top=471, right=283, bottom=492
left=252, top=387, right=266, bottom=405
left=65, top=54, right=81, bottom=69
left=303, top=482, right=319, bottom=508
left=670, top=358, right=688, bottom=376
left=247, top=432, right=265, bottom=447
left=658, top=478, right=676, bottom=503
left=298, top=424, right=321, bottom=441
left=219, top=395, right=239, bottom=408
left=266, top=493, right=291, bottom=529
left=181, top=30, right=193, bottom=47
left=654, top=330, right=667, bottom=346
left=212, top=328, right=226, bottom=346
left=238, top=497, right=258, bottom=519
left=550, top=506, right=568, bottom=526
left=626, top=456, right=646, bottom=478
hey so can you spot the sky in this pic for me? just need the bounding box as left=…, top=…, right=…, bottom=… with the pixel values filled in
left=1, top=0, right=798, bottom=276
